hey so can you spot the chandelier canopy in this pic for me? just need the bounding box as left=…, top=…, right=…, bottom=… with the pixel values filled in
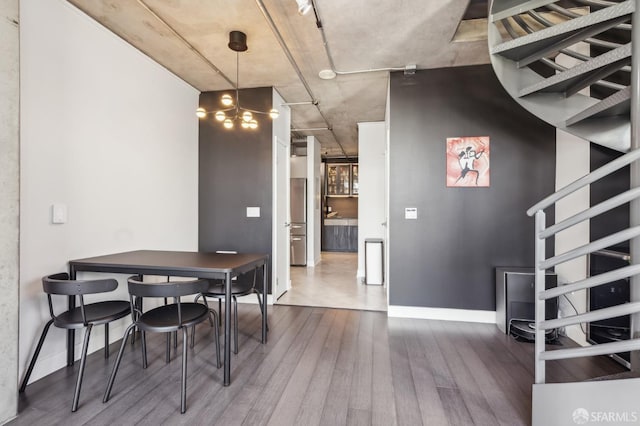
left=196, top=31, right=279, bottom=130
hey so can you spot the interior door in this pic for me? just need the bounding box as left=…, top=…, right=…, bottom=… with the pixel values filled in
left=273, top=135, right=290, bottom=300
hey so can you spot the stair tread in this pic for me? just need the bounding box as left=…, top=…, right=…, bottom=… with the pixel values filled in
left=491, top=0, right=557, bottom=22
left=565, top=87, right=631, bottom=126
left=491, top=1, right=634, bottom=60
left=519, top=43, right=631, bottom=97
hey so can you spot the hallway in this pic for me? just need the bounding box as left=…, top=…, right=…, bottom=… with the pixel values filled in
left=277, top=252, right=387, bottom=311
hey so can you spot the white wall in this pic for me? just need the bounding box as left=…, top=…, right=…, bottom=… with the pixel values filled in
left=555, top=130, right=591, bottom=345
left=307, top=136, right=322, bottom=266
left=19, top=0, right=200, bottom=383
left=554, top=48, right=591, bottom=346
left=0, top=0, right=19, bottom=422
left=357, top=122, right=387, bottom=279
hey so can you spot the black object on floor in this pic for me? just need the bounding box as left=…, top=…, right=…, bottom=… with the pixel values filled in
left=509, top=319, right=558, bottom=343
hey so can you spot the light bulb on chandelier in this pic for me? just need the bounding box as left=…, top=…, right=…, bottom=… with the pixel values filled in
left=195, top=31, right=279, bottom=131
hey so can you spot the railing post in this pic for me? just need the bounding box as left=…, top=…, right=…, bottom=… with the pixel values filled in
left=534, top=209, right=546, bottom=383
left=630, top=0, right=640, bottom=372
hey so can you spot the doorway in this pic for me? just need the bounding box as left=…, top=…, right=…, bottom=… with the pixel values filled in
left=275, top=127, right=388, bottom=312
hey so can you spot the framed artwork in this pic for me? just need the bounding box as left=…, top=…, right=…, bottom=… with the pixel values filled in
left=446, top=136, right=490, bottom=187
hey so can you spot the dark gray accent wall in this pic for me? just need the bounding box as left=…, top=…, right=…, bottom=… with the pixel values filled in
left=199, top=87, right=273, bottom=290
left=389, top=65, right=556, bottom=310
left=590, top=144, right=629, bottom=252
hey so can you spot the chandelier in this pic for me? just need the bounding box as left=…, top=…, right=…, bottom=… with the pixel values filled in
left=196, top=31, right=279, bottom=130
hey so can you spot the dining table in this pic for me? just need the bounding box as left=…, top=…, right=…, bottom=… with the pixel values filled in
left=68, top=249, right=269, bottom=386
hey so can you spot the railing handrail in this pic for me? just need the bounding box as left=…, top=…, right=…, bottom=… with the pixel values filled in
left=540, top=187, right=640, bottom=239
left=540, top=338, right=640, bottom=361
left=527, top=148, right=640, bottom=216
left=541, top=301, right=640, bottom=329
left=540, top=263, right=640, bottom=300
left=540, top=226, right=640, bottom=270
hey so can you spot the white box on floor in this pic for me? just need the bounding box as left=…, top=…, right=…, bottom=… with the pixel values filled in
left=365, top=238, right=384, bottom=285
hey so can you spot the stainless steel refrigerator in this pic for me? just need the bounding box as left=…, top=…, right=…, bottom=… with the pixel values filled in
left=290, top=178, right=307, bottom=266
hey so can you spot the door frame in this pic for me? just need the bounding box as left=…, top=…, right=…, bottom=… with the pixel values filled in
left=272, top=135, right=291, bottom=301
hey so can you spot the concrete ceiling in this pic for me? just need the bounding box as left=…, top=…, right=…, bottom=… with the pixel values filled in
left=67, top=0, right=490, bottom=157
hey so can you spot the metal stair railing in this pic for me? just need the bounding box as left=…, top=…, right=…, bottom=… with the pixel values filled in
left=527, top=147, right=640, bottom=383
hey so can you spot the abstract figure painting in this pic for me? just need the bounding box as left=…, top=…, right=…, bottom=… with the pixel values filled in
left=446, top=136, right=490, bottom=187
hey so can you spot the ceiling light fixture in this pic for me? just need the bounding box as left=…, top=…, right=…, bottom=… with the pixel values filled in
left=318, top=69, right=336, bottom=80
left=196, top=31, right=279, bottom=130
left=295, top=0, right=312, bottom=15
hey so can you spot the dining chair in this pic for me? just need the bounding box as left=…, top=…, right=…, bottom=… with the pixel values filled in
left=103, top=276, right=220, bottom=414
left=19, top=272, right=131, bottom=412
left=196, top=251, right=267, bottom=354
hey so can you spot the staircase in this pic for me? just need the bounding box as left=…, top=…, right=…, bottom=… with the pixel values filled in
left=489, top=0, right=633, bottom=151
left=489, top=1, right=640, bottom=425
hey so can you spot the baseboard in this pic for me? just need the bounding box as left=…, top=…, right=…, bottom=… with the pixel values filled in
left=387, top=305, right=496, bottom=323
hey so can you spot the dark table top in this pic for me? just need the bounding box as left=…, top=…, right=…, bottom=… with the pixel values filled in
left=69, top=250, right=268, bottom=279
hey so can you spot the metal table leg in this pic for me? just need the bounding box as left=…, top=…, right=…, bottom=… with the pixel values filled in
left=223, top=272, right=231, bottom=386
left=262, top=260, right=268, bottom=343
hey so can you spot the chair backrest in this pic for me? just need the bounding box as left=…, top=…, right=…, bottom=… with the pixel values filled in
left=42, top=273, right=119, bottom=325
left=127, top=276, right=209, bottom=298
left=127, top=276, right=209, bottom=327
left=214, top=251, right=258, bottom=289
left=42, top=273, right=119, bottom=295
left=239, top=266, right=259, bottom=289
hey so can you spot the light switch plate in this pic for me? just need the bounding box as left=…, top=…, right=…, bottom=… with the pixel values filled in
left=246, top=207, right=260, bottom=218
left=52, top=203, right=67, bottom=224
left=405, top=207, right=417, bottom=220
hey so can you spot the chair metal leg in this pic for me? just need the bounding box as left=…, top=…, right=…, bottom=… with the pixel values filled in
left=103, top=323, right=135, bottom=403
left=104, top=323, right=110, bottom=359
left=19, top=319, right=54, bottom=392
left=131, top=296, right=142, bottom=346
left=71, top=324, right=93, bottom=412
left=166, top=333, right=171, bottom=364
left=233, top=296, right=238, bottom=355
left=210, top=310, right=221, bottom=368
left=190, top=325, right=196, bottom=349
left=141, top=331, right=148, bottom=369
left=196, top=294, right=215, bottom=327
left=181, top=327, right=188, bottom=414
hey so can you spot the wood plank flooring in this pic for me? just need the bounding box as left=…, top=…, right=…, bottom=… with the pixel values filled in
left=11, top=304, right=625, bottom=426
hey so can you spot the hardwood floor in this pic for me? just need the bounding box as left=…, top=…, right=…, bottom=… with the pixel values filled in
left=279, top=252, right=387, bottom=311
left=12, top=305, right=624, bottom=426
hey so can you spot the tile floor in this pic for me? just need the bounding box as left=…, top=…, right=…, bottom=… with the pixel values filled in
left=276, top=251, right=387, bottom=311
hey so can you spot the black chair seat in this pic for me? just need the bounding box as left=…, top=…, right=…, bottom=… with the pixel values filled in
left=137, top=303, right=210, bottom=333
left=54, top=301, right=131, bottom=329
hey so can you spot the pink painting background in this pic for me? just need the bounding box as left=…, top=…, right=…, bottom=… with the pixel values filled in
left=446, top=136, right=490, bottom=187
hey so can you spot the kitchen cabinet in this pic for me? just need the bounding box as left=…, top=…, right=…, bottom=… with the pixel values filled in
left=326, top=163, right=358, bottom=197
left=322, top=219, right=358, bottom=252
left=351, top=164, right=358, bottom=195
